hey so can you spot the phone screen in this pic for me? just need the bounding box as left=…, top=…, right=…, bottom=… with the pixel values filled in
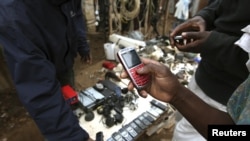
left=121, top=49, right=141, bottom=68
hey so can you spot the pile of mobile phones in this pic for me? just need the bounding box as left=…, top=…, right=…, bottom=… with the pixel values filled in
left=106, top=111, right=155, bottom=141
left=106, top=99, right=169, bottom=141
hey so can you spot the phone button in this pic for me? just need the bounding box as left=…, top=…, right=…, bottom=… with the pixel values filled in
left=130, top=65, right=149, bottom=86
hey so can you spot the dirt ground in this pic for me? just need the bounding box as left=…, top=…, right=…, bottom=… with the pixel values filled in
left=0, top=33, right=174, bottom=141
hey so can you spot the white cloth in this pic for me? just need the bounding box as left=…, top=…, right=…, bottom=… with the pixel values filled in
left=174, top=0, right=191, bottom=20
left=172, top=76, right=227, bottom=141
left=235, top=25, right=250, bottom=72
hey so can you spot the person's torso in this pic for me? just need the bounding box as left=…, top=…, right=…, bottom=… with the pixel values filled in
left=0, top=0, right=81, bottom=75
left=213, top=0, right=250, bottom=36
left=195, top=0, right=250, bottom=105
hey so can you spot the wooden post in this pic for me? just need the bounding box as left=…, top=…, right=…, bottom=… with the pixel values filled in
left=163, top=0, right=169, bottom=36
left=109, top=0, right=113, bottom=35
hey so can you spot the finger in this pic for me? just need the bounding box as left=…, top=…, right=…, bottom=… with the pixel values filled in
left=185, top=38, right=194, bottom=44
left=127, top=82, right=135, bottom=90
left=170, top=32, right=182, bottom=48
left=120, top=71, right=128, bottom=79
left=175, top=43, right=190, bottom=52
left=88, top=58, right=92, bottom=64
left=170, top=24, right=185, bottom=37
left=182, top=32, right=201, bottom=40
left=86, top=59, right=90, bottom=64
left=169, top=36, right=175, bottom=47
left=199, top=25, right=205, bottom=32
left=137, top=61, right=167, bottom=78
left=138, top=90, right=148, bottom=98
left=141, top=57, right=160, bottom=65
left=170, top=39, right=175, bottom=47
left=175, top=40, right=200, bottom=52
left=170, top=26, right=191, bottom=47
left=197, top=22, right=206, bottom=32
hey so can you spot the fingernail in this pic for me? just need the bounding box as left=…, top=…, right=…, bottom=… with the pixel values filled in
left=182, top=32, right=187, bottom=36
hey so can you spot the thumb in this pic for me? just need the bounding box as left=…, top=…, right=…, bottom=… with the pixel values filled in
left=137, top=62, right=158, bottom=76
left=137, top=58, right=158, bottom=75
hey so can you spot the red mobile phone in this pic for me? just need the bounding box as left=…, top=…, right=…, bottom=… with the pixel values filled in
left=117, top=47, right=150, bottom=90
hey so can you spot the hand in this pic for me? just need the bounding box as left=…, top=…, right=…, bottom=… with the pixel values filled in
left=120, top=58, right=182, bottom=103
left=173, top=31, right=211, bottom=53
left=80, top=53, right=92, bottom=64
left=170, top=16, right=206, bottom=48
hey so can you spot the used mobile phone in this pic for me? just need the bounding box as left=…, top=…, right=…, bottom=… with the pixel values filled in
left=134, top=118, right=147, bottom=129
left=118, top=128, right=133, bottom=141
left=117, top=47, right=150, bottom=90
left=124, top=124, right=138, bottom=138
left=129, top=121, right=142, bottom=134
left=95, top=131, right=104, bottom=141
left=112, top=132, right=125, bottom=141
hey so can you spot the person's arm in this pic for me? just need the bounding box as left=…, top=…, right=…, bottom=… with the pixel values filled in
left=170, top=0, right=220, bottom=47
left=0, top=28, right=90, bottom=141
left=121, top=58, right=235, bottom=139
left=171, top=84, right=234, bottom=139
left=73, top=0, right=91, bottom=63
left=195, top=0, right=221, bottom=30
left=172, top=29, right=248, bottom=77
left=75, top=13, right=90, bottom=58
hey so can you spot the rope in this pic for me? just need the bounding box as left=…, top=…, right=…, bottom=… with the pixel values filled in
left=111, top=0, right=122, bottom=33
left=120, top=0, right=140, bottom=22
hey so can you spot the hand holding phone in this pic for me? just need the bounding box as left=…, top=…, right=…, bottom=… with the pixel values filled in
left=117, top=47, right=150, bottom=90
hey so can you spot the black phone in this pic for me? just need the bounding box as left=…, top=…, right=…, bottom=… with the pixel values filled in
left=174, top=35, right=186, bottom=44
left=112, top=132, right=125, bottom=141
left=95, top=131, right=104, bottom=141
left=119, top=128, right=133, bottom=141
left=124, top=124, right=138, bottom=138
left=117, top=47, right=150, bottom=90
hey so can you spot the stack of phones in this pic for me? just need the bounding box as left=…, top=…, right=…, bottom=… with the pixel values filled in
left=106, top=99, right=169, bottom=140
left=106, top=111, right=156, bottom=141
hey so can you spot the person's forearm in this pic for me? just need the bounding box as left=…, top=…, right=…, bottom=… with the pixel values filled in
left=201, top=31, right=239, bottom=55
left=200, top=31, right=248, bottom=74
left=195, top=0, right=220, bottom=29
left=170, top=85, right=234, bottom=139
